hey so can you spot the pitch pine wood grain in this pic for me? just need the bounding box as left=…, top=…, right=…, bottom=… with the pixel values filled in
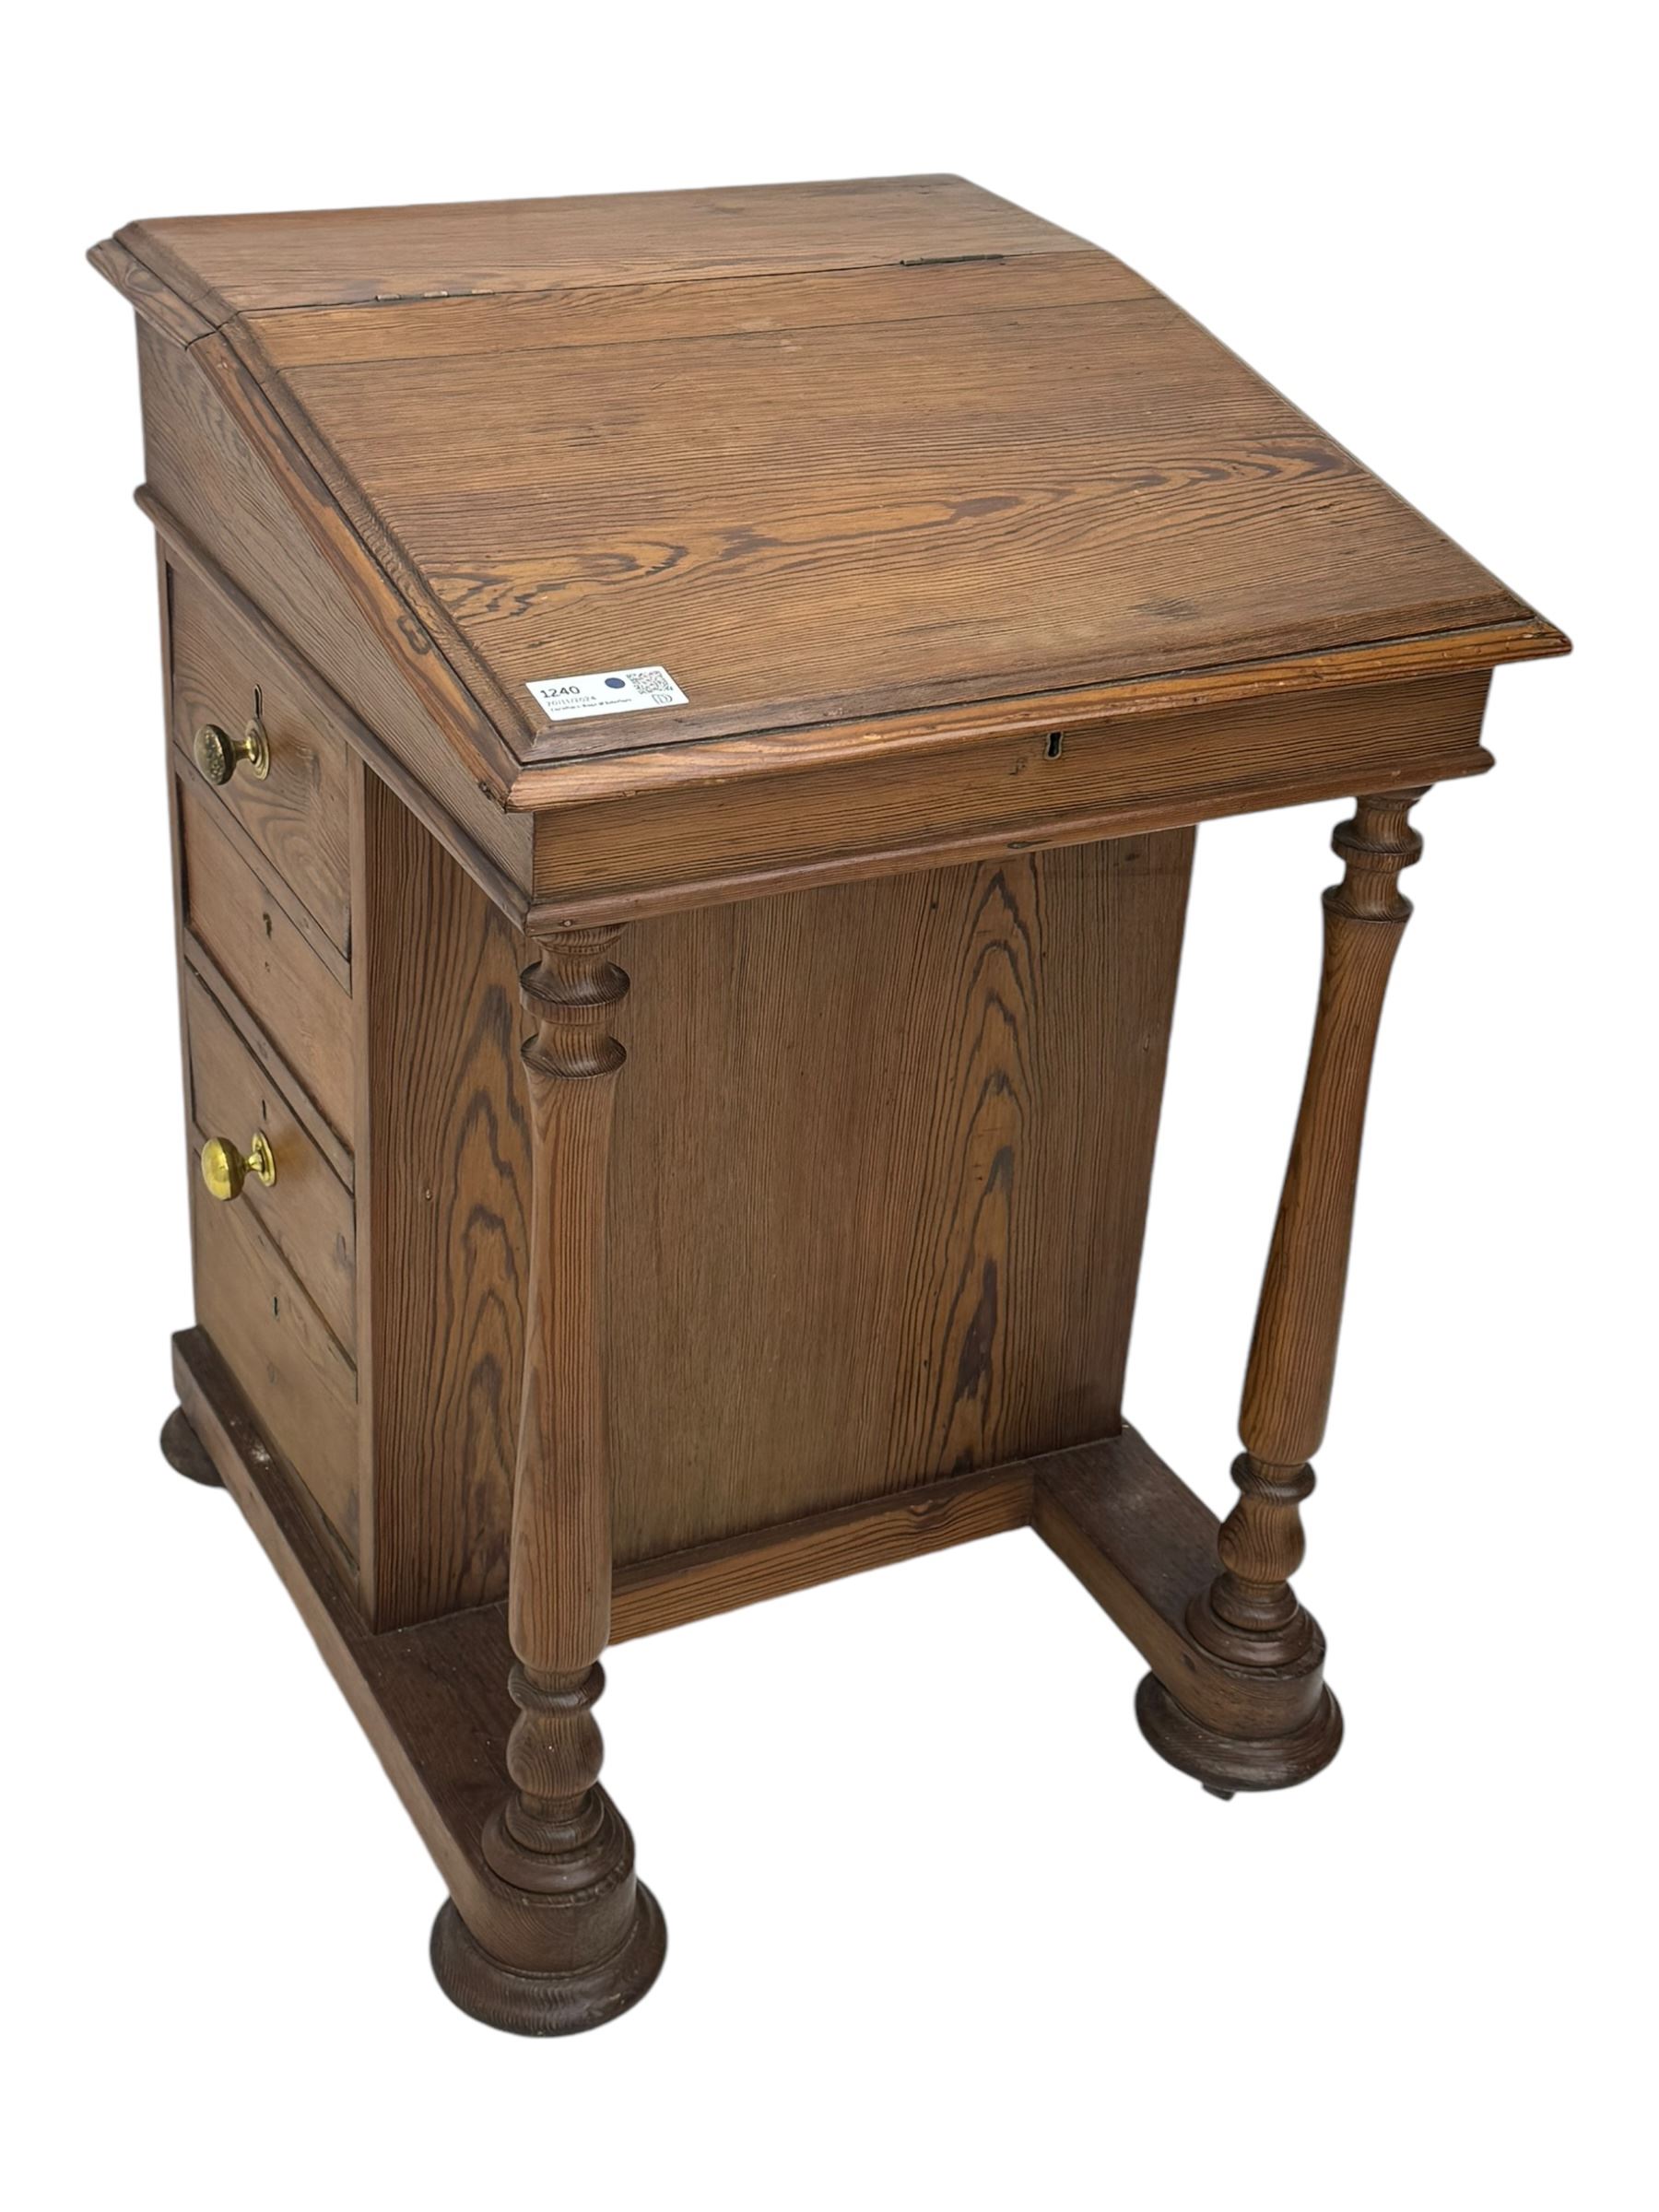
left=171, top=739, right=350, bottom=988
left=179, top=779, right=357, bottom=1143
left=1191, top=790, right=1430, bottom=1675
left=170, top=564, right=353, bottom=952
left=608, top=1465, right=1036, bottom=1641
left=358, top=794, right=1190, bottom=1615
left=94, top=183, right=1573, bottom=2027
left=358, top=770, right=529, bottom=1628
left=528, top=669, right=1493, bottom=920
left=88, top=233, right=214, bottom=346
left=273, top=293, right=1533, bottom=758
left=182, top=931, right=354, bottom=1189
left=184, top=969, right=357, bottom=1351
left=1240, top=794, right=1426, bottom=1472
left=189, top=1169, right=359, bottom=1561
left=242, top=252, right=1151, bottom=371
left=478, top=929, right=636, bottom=1941
left=117, top=176, right=1088, bottom=316
left=135, top=319, right=533, bottom=872
left=614, top=832, right=1193, bottom=1557
left=149, top=501, right=531, bottom=925
left=97, top=176, right=1564, bottom=812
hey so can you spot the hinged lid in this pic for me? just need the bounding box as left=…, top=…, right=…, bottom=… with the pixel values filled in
left=96, top=175, right=1564, bottom=805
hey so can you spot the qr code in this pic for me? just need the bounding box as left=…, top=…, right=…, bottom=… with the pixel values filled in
left=625, top=667, right=677, bottom=697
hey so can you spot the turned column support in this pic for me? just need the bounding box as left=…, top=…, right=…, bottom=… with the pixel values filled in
left=430, top=926, right=665, bottom=2033
left=1138, top=789, right=1429, bottom=1793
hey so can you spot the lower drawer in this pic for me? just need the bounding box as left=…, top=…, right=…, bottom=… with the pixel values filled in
left=184, top=970, right=357, bottom=1352
left=190, top=1158, right=359, bottom=1564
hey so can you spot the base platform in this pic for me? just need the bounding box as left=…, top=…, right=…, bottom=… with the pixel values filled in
left=171, top=1321, right=1341, bottom=2024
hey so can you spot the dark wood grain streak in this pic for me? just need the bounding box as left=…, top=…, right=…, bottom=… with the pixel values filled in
left=358, top=770, right=529, bottom=1629
left=98, top=178, right=1563, bottom=794
left=280, top=292, right=1536, bottom=758
left=348, top=808, right=1190, bottom=1623
left=607, top=836, right=1193, bottom=1560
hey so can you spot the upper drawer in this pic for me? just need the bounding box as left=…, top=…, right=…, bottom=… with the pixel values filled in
left=169, top=565, right=352, bottom=955
left=180, top=778, right=356, bottom=1145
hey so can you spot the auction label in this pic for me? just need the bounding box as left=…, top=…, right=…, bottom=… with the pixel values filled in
left=525, top=666, right=688, bottom=722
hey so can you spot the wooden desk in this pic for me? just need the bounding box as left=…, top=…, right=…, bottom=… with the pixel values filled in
left=92, top=176, right=1566, bottom=2035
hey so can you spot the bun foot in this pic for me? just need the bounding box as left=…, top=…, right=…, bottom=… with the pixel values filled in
left=429, top=1886, right=666, bottom=2037
left=1135, top=1672, right=1343, bottom=1794
left=159, top=1406, right=223, bottom=1488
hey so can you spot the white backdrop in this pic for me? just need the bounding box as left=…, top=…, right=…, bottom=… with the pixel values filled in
left=6, top=6, right=1651, bottom=2206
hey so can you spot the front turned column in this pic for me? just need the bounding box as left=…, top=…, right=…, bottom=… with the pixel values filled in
left=1138, top=789, right=1429, bottom=1794
left=430, top=926, right=665, bottom=2034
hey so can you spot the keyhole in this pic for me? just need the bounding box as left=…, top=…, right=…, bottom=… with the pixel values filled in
left=1044, top=732, right=1064, bottom=760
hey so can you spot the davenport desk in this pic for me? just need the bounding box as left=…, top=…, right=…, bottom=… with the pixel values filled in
left=91, top=177, right=1566, bottom=2035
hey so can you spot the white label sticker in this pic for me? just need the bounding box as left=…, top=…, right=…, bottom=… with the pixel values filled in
left=525, top=666, right=688, bottom=723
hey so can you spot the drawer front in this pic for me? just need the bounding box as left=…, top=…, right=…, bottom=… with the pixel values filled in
left=191, top=1158, right=359, bottom=1562
left=180, top=780, right=356, bottom=1144
left=170, top=566, right=353, bottom=954
left=184, top=970, right=357, bottom=1353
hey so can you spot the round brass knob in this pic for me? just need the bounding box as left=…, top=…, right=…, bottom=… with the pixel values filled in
left=200, top=1131, right=277, bottom=1203
left=193, top=716, right=271, bottom=786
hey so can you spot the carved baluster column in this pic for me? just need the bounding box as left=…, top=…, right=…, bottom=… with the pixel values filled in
left=429, top=925, right=665, bottom=2033
left=1138, top=789, right=1428, bottom=1794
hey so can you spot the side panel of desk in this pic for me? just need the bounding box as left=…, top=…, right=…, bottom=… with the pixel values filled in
left=356, top=772, right=1194, bottom=1628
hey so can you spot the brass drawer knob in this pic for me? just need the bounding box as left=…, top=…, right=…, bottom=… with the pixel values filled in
left=194, top=715, right=270, bottom=786
left=200, top=1131, right=277, bottom=1203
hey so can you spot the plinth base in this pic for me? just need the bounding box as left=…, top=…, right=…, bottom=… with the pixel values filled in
left=430, top=1887, right=667, bottom=2037
left=1135, top=1672, right=1344, bottom=1794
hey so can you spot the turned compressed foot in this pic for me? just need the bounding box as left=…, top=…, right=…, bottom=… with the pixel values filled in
left=430, top=1883, right=666, bottom=2037
left=159, top=1406, right=223, bottom=1488
left=1136, top=1671, right=1344, bottom=1794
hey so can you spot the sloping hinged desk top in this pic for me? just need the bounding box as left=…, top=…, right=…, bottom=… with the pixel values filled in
left=93, top=174, right=1565, bottom=924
